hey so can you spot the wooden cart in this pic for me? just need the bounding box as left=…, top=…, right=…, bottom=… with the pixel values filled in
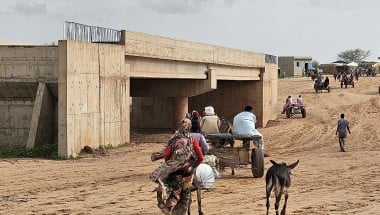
left=205, top=133, right=264, bottom=178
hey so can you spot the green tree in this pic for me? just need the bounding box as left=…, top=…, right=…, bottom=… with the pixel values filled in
left=312, top=60, right=319, bottom=69
left=337, top=48, right=371, bottom=62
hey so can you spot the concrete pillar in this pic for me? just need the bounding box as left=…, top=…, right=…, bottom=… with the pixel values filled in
left=27, top=83, right=45, bottom=148
left=172, top=97, right=188, bottom=130
left=256, top=70, right=265, bottom=128
left=27, top=82, right=53, bottom=148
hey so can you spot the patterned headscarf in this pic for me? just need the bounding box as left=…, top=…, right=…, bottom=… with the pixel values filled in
left=151, top=117, right=193, bottom=161
left=168, top=118, right=192, bottom=146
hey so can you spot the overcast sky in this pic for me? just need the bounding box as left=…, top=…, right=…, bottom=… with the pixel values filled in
left=1, top=0, right=379, bottom=63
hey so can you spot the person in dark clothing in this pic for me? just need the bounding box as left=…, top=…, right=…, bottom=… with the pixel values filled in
left=336, top=113, right=351, bottom=152
left=190, top=110, right=201, bottom=133
left=324, top=76, right=330, bottom=88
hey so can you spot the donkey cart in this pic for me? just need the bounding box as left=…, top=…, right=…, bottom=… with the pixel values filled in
left=285, top=104, right=306, bottom=118
left=205, top=133, right=265, bottom=178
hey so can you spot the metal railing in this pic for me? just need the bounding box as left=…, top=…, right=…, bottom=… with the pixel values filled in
left=265, top=54, right=277, bottom=64
left=63, top=21, right=122, bottom=43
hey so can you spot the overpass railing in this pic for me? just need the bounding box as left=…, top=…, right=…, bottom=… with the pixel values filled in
left=63, top=21, right=122, bottom=44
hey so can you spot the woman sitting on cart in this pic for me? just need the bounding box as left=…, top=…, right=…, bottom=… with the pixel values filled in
left=294, top=95, right=304, bottom=108
left=281, top=95, right=293, bottom=114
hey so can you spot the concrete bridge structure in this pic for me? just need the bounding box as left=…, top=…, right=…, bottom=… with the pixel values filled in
left=0, top=30, right=278, bottom=158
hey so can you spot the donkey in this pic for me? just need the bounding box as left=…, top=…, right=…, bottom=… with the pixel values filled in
left=265, top=159, right=299, bottom=215
left=188, top=184, right=204, bottom=215
left=214, top=116, right=234, bottom=148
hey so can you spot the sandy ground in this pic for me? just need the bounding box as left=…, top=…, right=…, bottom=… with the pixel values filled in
left=1, top=76, right=379, bottom=215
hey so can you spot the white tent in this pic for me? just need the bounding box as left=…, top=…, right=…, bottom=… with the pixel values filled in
left=347, top=62, right=358, bottom=67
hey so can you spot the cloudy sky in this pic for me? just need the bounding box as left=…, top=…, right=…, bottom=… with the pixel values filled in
left=1, top=0, right=379, bottom=63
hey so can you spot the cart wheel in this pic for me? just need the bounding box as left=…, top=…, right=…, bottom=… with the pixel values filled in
left=228, top=139, right=235, bottom=148
left=301, top=108, right=306, bottom=118
left=286, top=108, right=291, bottom=118
left=251, top=147, right=264, bottom=178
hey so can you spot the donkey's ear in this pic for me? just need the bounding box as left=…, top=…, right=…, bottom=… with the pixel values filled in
left=270, top=160, right=277, bottom=165
left=288, top=159, right=299, bottom=169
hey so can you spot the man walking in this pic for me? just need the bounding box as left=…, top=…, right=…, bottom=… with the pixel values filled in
left=336, top=113, right=351, bottom=152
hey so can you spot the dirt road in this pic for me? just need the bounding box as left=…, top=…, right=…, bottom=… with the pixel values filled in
left=1, top=76, right=379, bottom=215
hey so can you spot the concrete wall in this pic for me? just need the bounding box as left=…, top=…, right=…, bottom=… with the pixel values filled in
left=262, top=62, right=278, bottom=126
left=278, top=56, right=311, bottom=76
left=0, top=101, right=33, bottom=147
left=0, top=46, right=58, bottom=82
left=0, top=46, right=58, bottom=147
left=58, top=40, right=129, bottom=158
left=319, top=64, right=336, bottom=75
left=278, top=57, right=294, bottom=76
left=131, top=97, right=173, bottom=129
left=294, top=58, right=311, bottom=76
